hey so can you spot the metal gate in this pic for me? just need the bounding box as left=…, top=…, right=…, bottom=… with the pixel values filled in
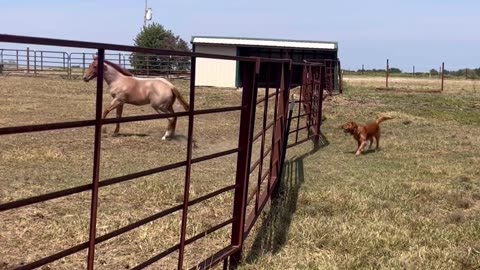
left=0, top=34, right=329, bottom=270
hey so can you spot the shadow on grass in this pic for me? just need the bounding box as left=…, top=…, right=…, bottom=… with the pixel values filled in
left=244, top=133, right=329, bottom=263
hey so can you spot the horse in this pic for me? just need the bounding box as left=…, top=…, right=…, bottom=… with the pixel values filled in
left=83, top=57, right=189, bottom=140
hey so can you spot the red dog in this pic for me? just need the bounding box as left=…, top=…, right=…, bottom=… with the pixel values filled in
left=341, top=116, right=393, bottom=155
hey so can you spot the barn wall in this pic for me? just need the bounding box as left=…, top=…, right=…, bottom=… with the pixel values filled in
left=194, top=45, right=237, bottom=88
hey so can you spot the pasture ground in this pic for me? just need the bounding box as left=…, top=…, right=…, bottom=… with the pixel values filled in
left=1, top=75, right=479, bottom=269
left=240, top=76, right=480, bottom=269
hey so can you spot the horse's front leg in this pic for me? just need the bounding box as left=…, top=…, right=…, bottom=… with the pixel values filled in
left=114, top=104, right=124, bottom=135
left=102, top=98, right=123, bottom=134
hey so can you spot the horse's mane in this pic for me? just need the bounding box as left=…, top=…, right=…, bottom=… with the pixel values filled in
left=104, top=60, right=134, bottom=77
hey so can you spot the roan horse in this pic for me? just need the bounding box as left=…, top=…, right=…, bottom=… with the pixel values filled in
left=83, top=57, right=189, bottom=140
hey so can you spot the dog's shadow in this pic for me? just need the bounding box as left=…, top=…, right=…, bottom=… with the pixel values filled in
left=345, top=149, right=379, bottom=155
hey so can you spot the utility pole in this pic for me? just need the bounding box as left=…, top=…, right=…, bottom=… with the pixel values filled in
left=144, top=0, right=152, bottom=27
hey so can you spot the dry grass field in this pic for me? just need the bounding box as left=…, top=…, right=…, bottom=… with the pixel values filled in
left=1, top=74, right=480, bottom=270
left=239, top=75, right=480, bottom=269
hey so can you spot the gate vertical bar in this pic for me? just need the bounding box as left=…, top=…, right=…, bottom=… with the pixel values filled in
left=272, top=62, right=289, bottom=198
left=255, top=62, right=270, bottom=213
left=86, top=48, right=105, bottom=270
left=294, top=65, right=305, bottom=144
left=267, top=79, right=279, bottom=197
left=41, top=51, right=43, bottom=71
left=177, top=55, right=196, bottom=270
left=16, top=49, right=19, bottom=71
left=229, top=59, right=259, bottom=269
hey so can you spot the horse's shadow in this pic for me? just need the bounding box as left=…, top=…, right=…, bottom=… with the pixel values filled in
left=112, top=133, right=150, bottom=138
left=244, top=133, right=329, bottom=263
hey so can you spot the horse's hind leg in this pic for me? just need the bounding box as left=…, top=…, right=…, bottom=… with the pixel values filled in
left=153, top=106, right=176, bottom=140
left=114, top=104, right=124, bottom=135
left=165, top=105, right=177, bottom=139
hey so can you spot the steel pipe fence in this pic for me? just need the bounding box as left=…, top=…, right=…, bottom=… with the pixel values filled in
left=0, top=47, right=190, bottom=79
left=0, top=34, right=329, bottom=270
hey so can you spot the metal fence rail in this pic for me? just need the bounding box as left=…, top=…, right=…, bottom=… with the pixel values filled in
left=0, top=47, right=191, bottom=79
left=0, top=34, right=330, bottom=270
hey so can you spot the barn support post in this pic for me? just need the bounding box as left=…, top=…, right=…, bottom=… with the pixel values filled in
left=86, top=48, right=105, bottom=270
left=229, top=59, right=260, bottom=269
left=338, top=59, right=343, bottom=94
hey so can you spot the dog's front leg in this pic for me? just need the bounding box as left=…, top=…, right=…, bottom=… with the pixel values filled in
left=356, top=141, right=367, bottom=156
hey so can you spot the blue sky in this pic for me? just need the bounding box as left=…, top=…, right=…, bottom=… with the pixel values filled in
left=1, top=0, right=479, bottom=71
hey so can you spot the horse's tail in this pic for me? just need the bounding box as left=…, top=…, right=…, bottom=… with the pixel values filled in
left=375, top=116, right=393, bottom=125
left=171, top=87, right=190, bottom=111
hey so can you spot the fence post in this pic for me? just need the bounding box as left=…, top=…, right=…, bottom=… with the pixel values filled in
left=386, top=59, right=389, bottom=88
left=40, top=51, right=43, bottom=71
left=146, top=55, right=150, bottom=76
left=229, top=59, right=259, bottom=269
left=27, top=47, right=30, bottom=73
left=86, top=48, right=105, bottom=270
left=63, top=53, right=66, bottom=70
left=441, top=62, right=445, bottom=91
left=67, top=53, right=71, bottom=80
left=16, top=49, right=19, bottom=71
left=33, top=50, right=36, bottom=74
left=177, top=55, right=196, bottom=270
left=82, top=53, right=86, bottom=75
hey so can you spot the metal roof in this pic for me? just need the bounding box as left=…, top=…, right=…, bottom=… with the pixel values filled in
left=191, top=36, right=337, bottom=50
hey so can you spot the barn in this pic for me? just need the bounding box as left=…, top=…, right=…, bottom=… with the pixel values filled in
left=191, top=36, right=339, bottom=88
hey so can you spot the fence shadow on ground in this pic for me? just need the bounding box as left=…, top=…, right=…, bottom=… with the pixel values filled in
left=244, top=133, right=329, bottom=263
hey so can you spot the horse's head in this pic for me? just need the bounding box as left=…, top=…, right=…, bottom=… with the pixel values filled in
left=83, top=56, right=108, bottom=82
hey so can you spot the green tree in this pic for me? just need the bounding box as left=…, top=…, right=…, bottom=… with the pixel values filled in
left=389, top=67, right=402, bottom=73
left=130, top=22, right=190, bottom=75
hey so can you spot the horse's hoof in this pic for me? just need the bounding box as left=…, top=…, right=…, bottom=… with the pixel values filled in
left=112, top=132, right=120, bottom=137
left=102, top=127, right=107, bottom=133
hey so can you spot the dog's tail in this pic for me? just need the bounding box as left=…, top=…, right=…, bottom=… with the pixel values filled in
left=375, top=116, right=393, bottom=124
